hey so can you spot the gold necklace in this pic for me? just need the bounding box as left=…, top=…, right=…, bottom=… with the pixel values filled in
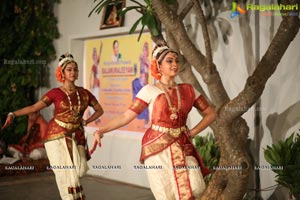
left=62, top=88, right=81, bottom=121
left=159, top=82, right=181, bottom=120
left=159, top=81, right=176, bottom=90
left=64, top=86, right=76, bottom=93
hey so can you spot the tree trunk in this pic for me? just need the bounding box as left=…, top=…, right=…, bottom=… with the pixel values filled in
left=152, top=0, right=300, bottom=199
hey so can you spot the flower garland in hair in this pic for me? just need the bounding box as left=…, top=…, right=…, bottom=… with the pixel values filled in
left=150, top=58, right=161, bottom=80
left=56, top=65, right=64, bottom=83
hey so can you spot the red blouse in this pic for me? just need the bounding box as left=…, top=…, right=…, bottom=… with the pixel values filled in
left=41, top=87, right=98, bottom=144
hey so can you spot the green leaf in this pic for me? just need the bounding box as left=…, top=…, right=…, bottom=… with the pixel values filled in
left=118, top=6, right=141, bottom=17
left=95, top=0, right=112, bottom=14
left=194, top=133, right=220, bottom=170
left=142, top=13, right=151, bottom=26
left=143, top=0, right=151, bottom=6
left=150, top=27, right=159, bottom=36
left=129, top=16, right=143, bottom=34
left=264, top=149, right=277, bottom=166
left=88, top=0, right=106, bottom=17
left=148, top=16, right=159, bottom=36
left=286, top=133, right=295, bottom=147
left=137, top=25, right=145, bottom=41
left=285, top=150, right=291, bottom=165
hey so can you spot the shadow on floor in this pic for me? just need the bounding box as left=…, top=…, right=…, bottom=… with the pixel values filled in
left=0, top=172, right=155, bottom=200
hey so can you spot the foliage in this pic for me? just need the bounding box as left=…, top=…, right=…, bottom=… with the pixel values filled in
left=89, top=0, right=176, bottom=41
left=194, top=132, right=220, bottom=181
left=0, top=0, right=60, bottom=143
left=264, top=131, right=300, bottom=199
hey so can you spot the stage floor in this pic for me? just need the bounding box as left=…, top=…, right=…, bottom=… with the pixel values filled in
left=0, top=172, right=155, bottom=200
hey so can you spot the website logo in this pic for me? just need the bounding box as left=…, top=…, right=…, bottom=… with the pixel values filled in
left=230, top=2, right=298, bottom=18
left=230, top=2, right=246, bottom=18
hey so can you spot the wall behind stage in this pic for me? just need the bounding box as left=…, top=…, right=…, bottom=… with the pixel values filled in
left=40, top=0, right=140, bottom=121
left=43, top=0, right=299, bottom=198
left=84, top=34, right=153, bottom=132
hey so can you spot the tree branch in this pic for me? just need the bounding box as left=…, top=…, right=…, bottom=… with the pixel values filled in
left=179, top=1, right=194, bottom=20
left=238, top=14, right=256, bottom=75
left=192, top=0, right=213, bottom=72
left=220, top=15, right=300, bottom=123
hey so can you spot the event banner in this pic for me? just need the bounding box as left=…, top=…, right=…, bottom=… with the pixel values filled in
left=84, top=33, right=153, bottom=132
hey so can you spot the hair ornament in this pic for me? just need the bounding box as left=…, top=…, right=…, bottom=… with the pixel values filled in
left=152, top=46, right=169, bottom=59
left=55, top=53, right=76, bottom=83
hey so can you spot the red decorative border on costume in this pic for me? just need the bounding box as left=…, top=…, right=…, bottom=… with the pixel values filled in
left=194, top=95, right=209, bottom=112
left=129, top=98, right=148, bottom=115
left=170, top=143, right=193, bottom=200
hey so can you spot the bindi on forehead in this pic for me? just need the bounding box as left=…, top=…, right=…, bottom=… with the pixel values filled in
left=65, top=63, right=78, bottom=69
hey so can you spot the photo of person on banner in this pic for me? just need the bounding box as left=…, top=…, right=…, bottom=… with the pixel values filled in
left=132, top=42, right=150, bottom=127
left=88, top=43, right=103, bottom=125
left=112, top=40, right=122, bottom=62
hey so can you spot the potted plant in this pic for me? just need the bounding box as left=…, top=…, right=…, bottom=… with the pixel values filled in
left=194, top=132, right=220, bottom=182
left=264, top=131, right=300, bottom=200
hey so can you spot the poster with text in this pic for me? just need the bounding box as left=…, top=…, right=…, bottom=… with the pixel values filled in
left=84, top=33, right=153, bottom=132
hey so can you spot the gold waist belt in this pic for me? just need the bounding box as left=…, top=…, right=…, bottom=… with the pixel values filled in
left=54, top=118, right=80, bottom=130
left=151, top=124, right=187, bottom=138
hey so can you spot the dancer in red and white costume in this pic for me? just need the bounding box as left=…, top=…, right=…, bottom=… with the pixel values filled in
left=90, top=41, right=217, bottom=200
